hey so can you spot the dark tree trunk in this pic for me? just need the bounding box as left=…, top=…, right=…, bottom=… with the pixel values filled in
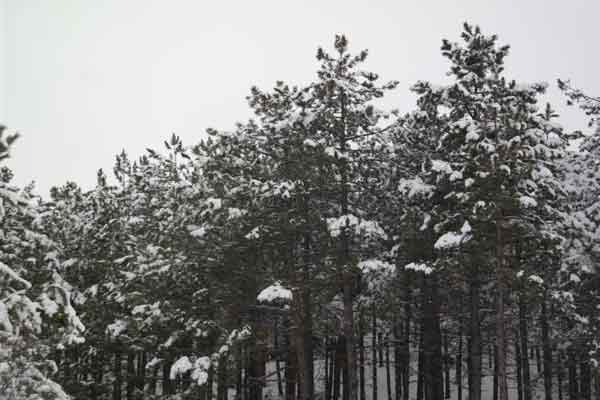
left=557, top=352, right=564, bottom=400
left=126, top=352, right=135, bottom=400
left=286, top=332, right=298, bottom=400
left=536, top=346, right=542, bottom=375
left=359, top=327, right=366, bottom=400
left=468, top=273, right=482, bottom=400
left=217, top=357, right=227, bottom=400
left=162, top=357, right=173, bottom=395
left=236, top=344, right=242, bottom=400
left=580, top=360, right=591, bottom=400
left=493, top=345, right=498, bottom=400
left=516, top=337, right=523, bottom=400
left=402, top=274, right=411, bottom=400
left=275, top=321, right=283, bottom=397
left=541, top=292, right=553, bottom=400
left=379, top=332, right=384, bottom=368
left=326, top=338, right=332, bottom=400
left=456, top=322, right=463, bottom=400
left=422, top=277, right=444, bottom=400
left=567, top=349, right=578, bottom=400
left=386, top=336, right=392, bottom=400
left=519, top=293, right=532, bottom=400
left=417, top=324, right=424, bottom=400
left=114, top=349, right=122, bottom=400
left=372, top=303, right=378, bottom=400
left=393, top=321, right=402, bottom=400
left=495, top=215, right=508, bottom=400
left=444, top=332, right=450, bottom=399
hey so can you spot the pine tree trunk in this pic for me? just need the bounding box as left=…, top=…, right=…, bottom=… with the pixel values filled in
left=217, top=357, right=227, bottom=400
left=495, top=214, right=509, bottom=400
left=422, top=277, right=444, bottom=400
left=417, top=324, right=424, bottom=400
left=536, top=346, right=542, bottom=375
left=568, top=349, right=578, bottom=400
left=359, top=325, right=366, bottom=400
left=286, top=331, right=297, bottom=400
left=519, top=293, right=532, bottom=400
left=326, top=338, right=332, bottom=400
left=557, top=352, right=564, bottom=400
left=580, top=360, right=591, bottom=400
left=516, top=336, right=523, bottom=400
left=379, top=332, right=384, bottom=368
left=372, top=303, right=378, bottom=400
left=273, top=320, right=284, bottom=397
left=456, top=321, right=463, bottom=400
left=333, top=337, right=343, bottom=400
left=114, top=349, right=122, bottom=400
left=493, top=345, right=498, bottom=400
left=393, top=321, right=402, bottom=400
left=386, top=336, right=392, bottom=400
left=444, top=332, right=450, bottom=399
left=126, top=352, right=135, bottom=400
left=541, top=291, right=553, bottom=400
left=468, top=272, right=482, bottom=400
left=402, top=273, right=411, bottom=400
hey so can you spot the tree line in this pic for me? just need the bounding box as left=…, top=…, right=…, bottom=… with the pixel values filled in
left=0, top=23, right=599, bottom=400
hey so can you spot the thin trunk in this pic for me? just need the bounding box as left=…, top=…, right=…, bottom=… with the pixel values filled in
left=541, top=291, right=553, bottom=400
left=423, top=277, right=444, bottom=400
left=468, top=272, right=482, bottom=400
left=326, top=338, right=332, bottom=400
left=379, top=332, right=384, bottom=368
left=558, top=352, right=563, bottom=400
left=536, top=346, right=542, bottom=375
left=402, top=274, right=411, bottom=400
left=386, top=336, right=392, bottom=400
left=456, top=323, right=463, bottom=400
left=372, top=303, right=378, bottom=400
left=495, top=214, right=509, bottom=400
left=519, top=292, right=532, bottom=400
left=516, top=336, right=523, bottom=400
left=568, top=349, right=578, bottom=400
left=393, top=321, right=402, bottom=400
left=114, top=349, right=122, bottom=400
left=333, top=337, right=343, bottom=400
left=359, top=326, right=366, bottom=400
left=126, top=352, right=135, bottom=400
left=217, top=357, right=227, bottom=400
left=444, top=332, right=450, bottom=399
left=493, top=345, right=498, bottom=400
left=417, top=324, right=424, bottom=400
left=286, top=330, right=297, bottom=400
left=581, top=360, right=591, bottom=400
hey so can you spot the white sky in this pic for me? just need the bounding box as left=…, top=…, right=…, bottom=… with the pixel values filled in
left=3, top=0, right=600, bottom=196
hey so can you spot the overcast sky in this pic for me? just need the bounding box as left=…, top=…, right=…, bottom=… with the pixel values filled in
left=3, top=0, right=600, bottom=196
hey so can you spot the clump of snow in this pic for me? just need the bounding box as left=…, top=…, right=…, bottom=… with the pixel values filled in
left=528, top=275, right=544, bottom=285
left=398, top=177, right=434, bottom=199
left=257, top=282, right=293, bottom=303
left=405, top=262, right=434, bottom=275
left=357, top=259, right=395, bottom=274
left=434, top=221, right=472, bottom=249
left=519, top=195, right=538, bottom=208
left=245, top=227, right=261, bottom=240
left=326, top=214, right=387, bottom=239
left=107, top=319, right=127, bottom=338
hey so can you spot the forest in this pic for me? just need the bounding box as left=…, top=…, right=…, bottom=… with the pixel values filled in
left=1, top=23, right=599, bottom=400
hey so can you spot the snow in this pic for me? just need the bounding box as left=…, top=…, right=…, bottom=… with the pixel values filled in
left=430, top=159, right=452, bottom=174
left=397, top=177, right=434, bottom=199
left=257, top=282, right=293, bottom=303
left=326, top=214, right=387, bottom=239
left=357, top=259, right=395, bottom=274
left=0, top=261, right=32, bottom=289
left=519, top=195, right=538, bottom=208
left=0, top=301, right=14, bottom=333
left=245, top=227, right=261, bottom=240
left=528, top=274, right=544, bottom=285
left=106, top=319, right=127, bottom=337
left=170, top=356, right=193, bottom=380
left=405, top=262, right=434, bottom=275
left=434, top=221, right=472, bottom=249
